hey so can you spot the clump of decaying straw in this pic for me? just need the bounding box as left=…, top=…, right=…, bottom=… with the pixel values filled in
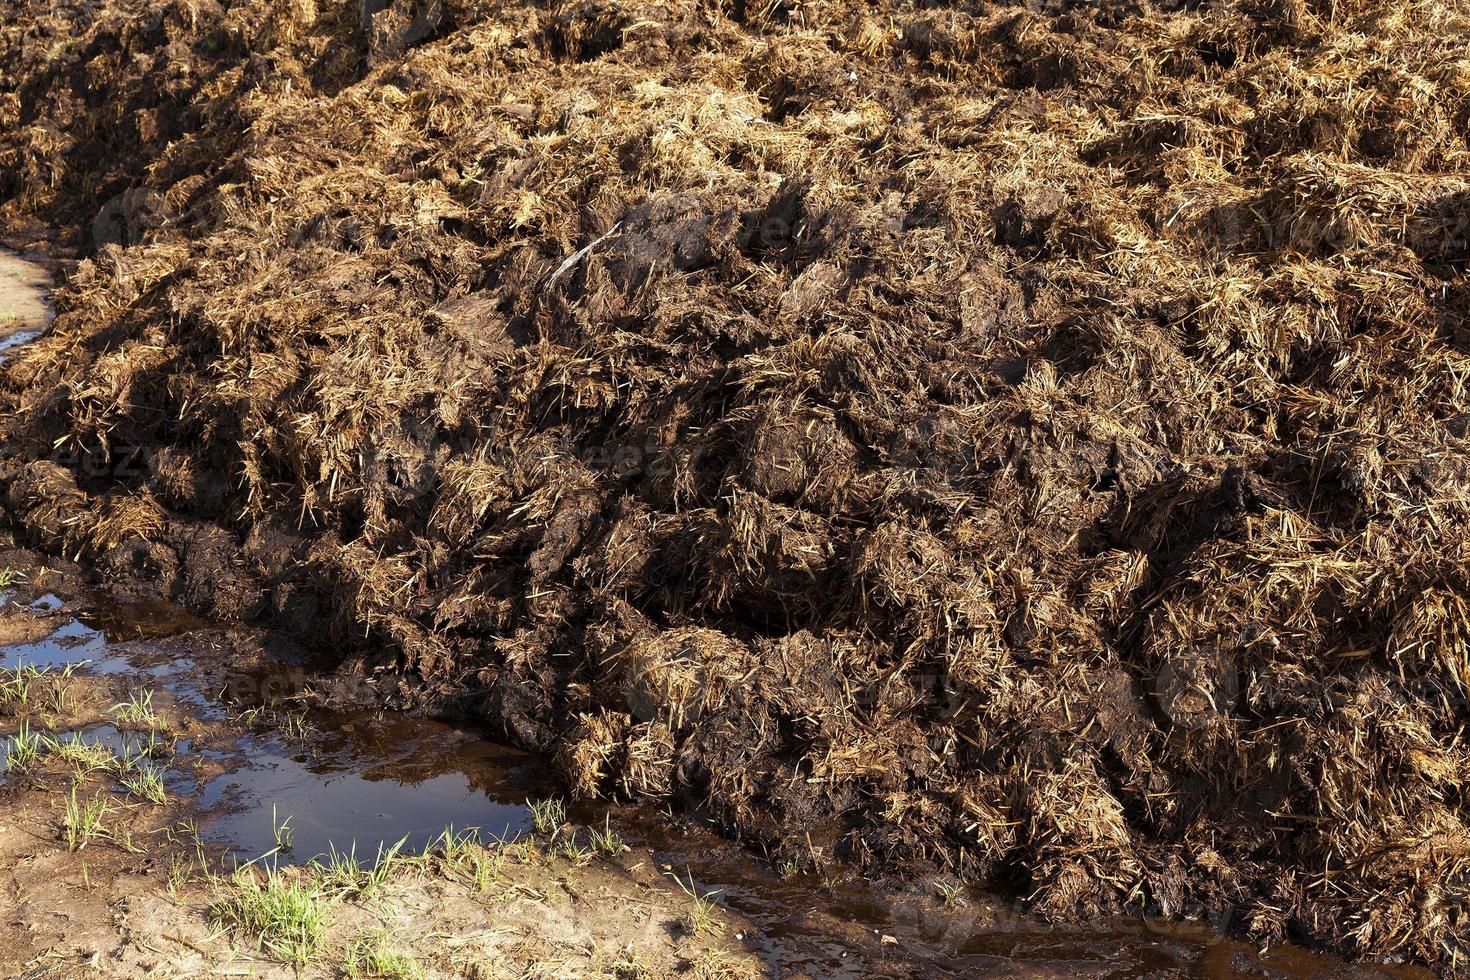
left=2, top=0, right=1470, bottom=967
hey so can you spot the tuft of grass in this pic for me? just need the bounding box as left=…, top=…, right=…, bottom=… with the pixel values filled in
left=464, top=844, right=506, bottom=895
left=528, top=796, right=567, bottom=837
left=213, top=866, right=329, bottom=967
left=609, top=944, right=650, bottom=979
left=41, top=674, right=77, bottom=717
left=435, top=828, right=511, bottom=899
left=314, top=835, right=408, bottom=900
left=163, top=817, right=213, bottom=876
left=343, top=931, right=424, bottom=979
left=667, top=870, right=723, bottom=938
left=120, top=762, right=168, bottom=804
left=0, top=567, right=19, bottom=587
left=4, top=721, right=43, bottom=772
left=431, top=827, right=508, bottom=895
left=109, top=689, right=158, bottom=728
left=560, top=834, right=594, bottom=864
left=166, top=855, right=194, bottom=903
left=229, top=703, right=312, bottom=737
left=0, top=662, right=64, bottom=707
left=278, top=710, right=314, bottom=743
left=588, top=815, right=625, bottom=857
left=63, top=787, right=110, bottom=851
left=270, top=804, right=294, bottom=856
left=429, top=824, right=481, bottom=864
left=47, top=732, right=116, bottom=778
left=113, top=826, right=144, bottom=855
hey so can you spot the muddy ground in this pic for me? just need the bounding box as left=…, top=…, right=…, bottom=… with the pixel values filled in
left=0, top=548, right=1438, bottom=978
left=2, top=0, right=1470, bottom=972
left=0, top=553, right=768, bottom=979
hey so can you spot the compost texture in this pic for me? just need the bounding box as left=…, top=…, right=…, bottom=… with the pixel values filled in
left=2, top=0, right=1470, bottom=968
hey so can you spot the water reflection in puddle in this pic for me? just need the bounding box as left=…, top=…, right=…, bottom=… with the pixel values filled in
left=199, top=738, right=540, bottom=863
left=2, top=615, right=191, bottom=677
left=0, top=328, right=41, bottom=357
left=26, top=593, right=64, bottom=614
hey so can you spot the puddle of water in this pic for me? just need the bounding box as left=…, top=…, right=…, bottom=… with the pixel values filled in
left=81, top=597, right=214, bottom=642
left=1, top=604, right=541, bottom=863
left=26, top=593, right=65, bottom=613
left=197, top=706, right=548, bottom=863
left=0, top=329, right=41, bottom=354
left=199, top=741, right=539, bottom=864
left=0, top=616, right=194, bottom=678
left=3, top=618, right=109, bottom=670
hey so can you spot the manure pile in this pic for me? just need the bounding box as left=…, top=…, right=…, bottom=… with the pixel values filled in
left=3, top=0, right=1470, bottom=966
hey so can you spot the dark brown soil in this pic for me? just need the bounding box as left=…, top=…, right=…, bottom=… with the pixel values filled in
left=2, top=0, right=1469, bottom=970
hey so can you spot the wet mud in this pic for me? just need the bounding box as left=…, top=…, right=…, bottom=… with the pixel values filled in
left=0, top=553, right=1436, bottom=978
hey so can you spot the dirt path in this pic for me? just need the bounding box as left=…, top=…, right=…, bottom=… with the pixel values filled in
left=0, top=250, right=51, bottom=352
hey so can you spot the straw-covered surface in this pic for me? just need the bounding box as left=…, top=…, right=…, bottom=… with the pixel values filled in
left=3, top=0, right=1470, bottom=967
